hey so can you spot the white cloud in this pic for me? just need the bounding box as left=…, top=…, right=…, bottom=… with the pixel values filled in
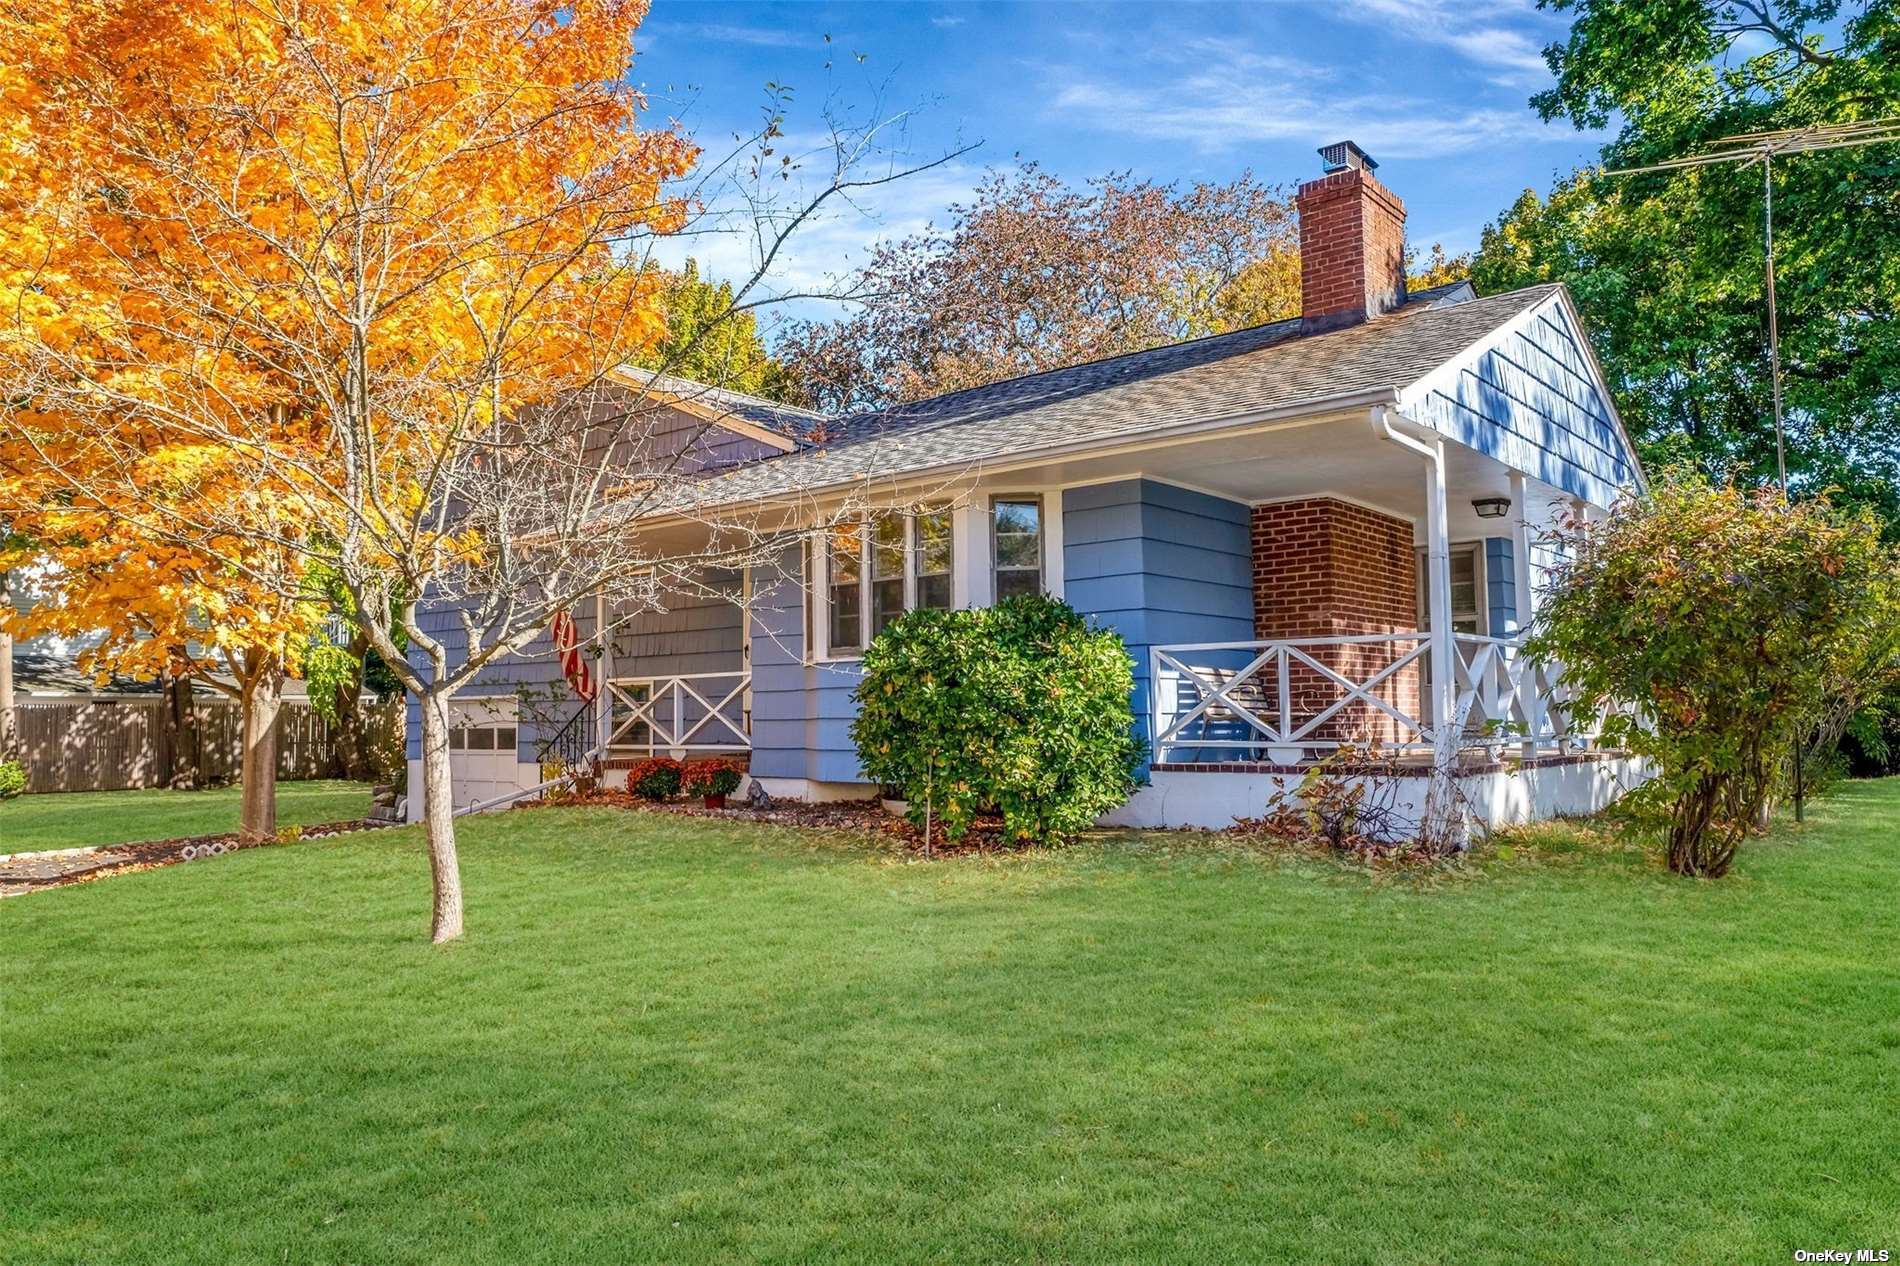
left=1343, top=0, right=1556, bottom=82
left=1044, top=36, right=1591, bottom=159
left=644, top=21, right=812, bottom=49
left=930, top=14, right=967, bottom=28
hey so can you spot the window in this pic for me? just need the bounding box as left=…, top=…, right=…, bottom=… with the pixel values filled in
left=992, top=498, right=1043, bottom=600
left=870, top=515, right=907, bottom=635
left=1418, top=543, right=1484, bottom=635
left=821, top=511, right=956, bottom=656
left=914, top=511, right=953, bottom=610
left=827, top=524, right=864, bottom=653
left=1448, top=549, right=1481, bottom=634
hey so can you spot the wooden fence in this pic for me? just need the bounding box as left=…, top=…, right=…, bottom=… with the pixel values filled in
left=12, top=696, right=398, bottom=794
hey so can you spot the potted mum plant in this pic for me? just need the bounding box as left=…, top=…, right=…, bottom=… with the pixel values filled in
left=682, top=759, right=745, bottom=809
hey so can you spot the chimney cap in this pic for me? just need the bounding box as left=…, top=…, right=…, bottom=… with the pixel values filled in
left=1318, top=140, right=1377, bottom=174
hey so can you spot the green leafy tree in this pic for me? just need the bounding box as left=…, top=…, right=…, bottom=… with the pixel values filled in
left=637, top=259, right=803, bottom=403
left=1529, top=470, right=1899, bottom=877
left=302, top=562, right=405, bottom=783
left=852, top=595, right=1145, bottom=846
left=1473, top=0, right=1900, bottom=528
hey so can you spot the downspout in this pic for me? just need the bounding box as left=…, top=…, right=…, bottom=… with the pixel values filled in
left=1370, top=405, right=1467, bottom=850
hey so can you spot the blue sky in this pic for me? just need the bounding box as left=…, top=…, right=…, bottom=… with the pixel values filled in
left=634, top=1, right=1609, bottom=326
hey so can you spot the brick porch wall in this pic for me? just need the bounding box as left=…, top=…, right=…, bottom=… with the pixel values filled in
left=1251, top=498, right=1421, bottom=746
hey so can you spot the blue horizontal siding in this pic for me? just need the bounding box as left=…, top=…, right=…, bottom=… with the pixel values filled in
left=1063, top=479, right=1253, bottom=767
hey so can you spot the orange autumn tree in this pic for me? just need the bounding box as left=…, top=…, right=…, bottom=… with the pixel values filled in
left=0, top=496, right=323, bottom=842
left=4, top=0, right=960, bottom=942
left=0, top=1, right=331, bottom=838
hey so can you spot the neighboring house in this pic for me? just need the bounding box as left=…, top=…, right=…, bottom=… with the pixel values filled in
left=410, top=141, right=1649, bottom=829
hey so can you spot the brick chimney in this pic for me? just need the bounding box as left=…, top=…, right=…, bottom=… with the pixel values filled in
left=1296, top=140, right=1407, bottom=330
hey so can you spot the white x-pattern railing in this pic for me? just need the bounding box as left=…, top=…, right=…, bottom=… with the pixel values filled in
left=1150, top=632, right=1591, bottom=764
left=606, top=670, right=751, bottom=755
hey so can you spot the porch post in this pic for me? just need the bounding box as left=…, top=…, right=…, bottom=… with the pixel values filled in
left=1508, top=472, right=1533, bottom=632
left=595, top=590, right=611, bottom=755
left=1509, top=471, right=1538, bottom=762
left=1421, top=438, right=1457, bottom=754
left=1372, top=407, right=1470, bottom=850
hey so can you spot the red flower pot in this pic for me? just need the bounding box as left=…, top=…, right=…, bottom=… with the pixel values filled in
left=703, top=793, right=727, bottom=810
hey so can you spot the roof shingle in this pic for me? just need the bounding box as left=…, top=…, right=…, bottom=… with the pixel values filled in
left=647, top=283, right=1562, bottom=514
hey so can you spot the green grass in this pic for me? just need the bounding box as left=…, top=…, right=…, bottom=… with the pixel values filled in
left=0, top=780, right=374, bottom=853
left=4, top=781, right=1898, bottom=1264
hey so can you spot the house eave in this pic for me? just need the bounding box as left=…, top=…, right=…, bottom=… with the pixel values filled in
left=632, top=385, right=1406, bottom=531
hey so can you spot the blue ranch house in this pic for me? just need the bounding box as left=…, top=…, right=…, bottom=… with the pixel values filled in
left=409, top=142, right=1648, bottom=831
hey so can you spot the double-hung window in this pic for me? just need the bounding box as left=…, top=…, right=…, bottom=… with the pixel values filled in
left=991, top=497, right=1043, bottom=600
left=822, top=510, right=955, bottom=656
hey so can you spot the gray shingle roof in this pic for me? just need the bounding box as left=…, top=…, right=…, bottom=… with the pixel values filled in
left=648, top=283, right=1562, bottom=514
left=614, top=366, right=828, bottom=442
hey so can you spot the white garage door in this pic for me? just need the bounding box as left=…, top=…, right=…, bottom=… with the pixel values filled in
left=447, top=698, right=527, bottom=811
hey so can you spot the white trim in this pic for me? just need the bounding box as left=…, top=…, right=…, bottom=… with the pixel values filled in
left=952, top=503, right=985, bottom=608
left=1043, top=487, right=1065, bottom=599
left=1104, top=757, right=1651, bottom=831
left=750, top=776, right=879, bottom=804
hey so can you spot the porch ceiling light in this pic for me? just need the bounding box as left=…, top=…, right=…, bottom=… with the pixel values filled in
left=1471, top=495, right=1511, bottom=520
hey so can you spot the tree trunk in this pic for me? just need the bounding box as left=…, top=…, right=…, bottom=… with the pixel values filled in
left=0, top=569, right=15, bottom=764
left=237, top=667, right=283, bottom=843
left=331, top=679, right=367, bottom=780
left=160, top=667, right=200, bottom=789
left=418, top=690, right=464, bottom=943
left=0, top=622, right=14, bottom=765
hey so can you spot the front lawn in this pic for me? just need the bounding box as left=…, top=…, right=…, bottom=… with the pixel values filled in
left=0, top=780, right=374, bottom=853
left=4, top=781, right=1897, bottom=1263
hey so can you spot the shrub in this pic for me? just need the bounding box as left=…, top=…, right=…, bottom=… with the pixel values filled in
left=852, top=594, right=1145, bottom=845
left=682, top=759, right=745, bottom=799
left=0, top=760, right=25, bottom=800
left=1530, top=470, right=1899, bottom=877
left=626, top=756, right=684, bottom=800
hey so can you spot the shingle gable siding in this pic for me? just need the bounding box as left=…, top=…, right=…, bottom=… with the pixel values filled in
left=1403, top=296, right=1637, bottom=507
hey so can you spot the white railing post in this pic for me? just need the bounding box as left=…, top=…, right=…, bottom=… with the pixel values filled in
left=1276, top=647, right=1291, bottom=747
left=1148, top=647, right=1166, bottom=762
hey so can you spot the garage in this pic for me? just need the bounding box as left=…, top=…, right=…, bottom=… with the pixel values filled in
left=445, top=697, right=529, bottom=812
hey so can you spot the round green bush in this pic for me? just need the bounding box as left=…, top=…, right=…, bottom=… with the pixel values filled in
left=0, top=760, right=24, bottom=800
left=852, top=594, right=1145, bottom=845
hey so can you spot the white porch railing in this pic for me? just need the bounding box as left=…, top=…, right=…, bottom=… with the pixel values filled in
left=1149, top=632, right=1593, bottom=765
left=605, top=671, right=751, bottom=755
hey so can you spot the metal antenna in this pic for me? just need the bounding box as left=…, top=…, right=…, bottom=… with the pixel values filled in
left=1605, top=117, right=1900, bottom=496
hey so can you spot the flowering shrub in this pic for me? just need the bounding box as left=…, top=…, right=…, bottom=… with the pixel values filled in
left=682, top=758, right=745, bottom=799
left=625, top=756, right=684, bottom=801
left=1530, top=470, right=1899, bottom=877
left=852, top=594, right=1144, bottom=846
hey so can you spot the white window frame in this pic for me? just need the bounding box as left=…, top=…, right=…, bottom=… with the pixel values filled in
left=813, top=509, right=957, bottom=661
left=1417, top=541, right=1487, bottom=636
left=989, top=494, right=1046, bottom=604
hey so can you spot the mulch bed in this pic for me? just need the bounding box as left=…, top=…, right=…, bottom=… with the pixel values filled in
left=514, top=791, right=1026, bottom=855
left=0, top=819, right=397, bottom=897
